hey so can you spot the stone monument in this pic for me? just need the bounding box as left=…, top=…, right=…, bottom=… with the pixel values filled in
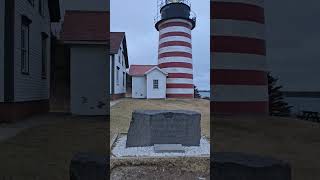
left=126, top=110, right=201, bottom=147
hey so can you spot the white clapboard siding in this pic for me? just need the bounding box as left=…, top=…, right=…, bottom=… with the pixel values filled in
left=113, top=41, right=127, bottom=95
left=14, top=0, right=51, bottom=102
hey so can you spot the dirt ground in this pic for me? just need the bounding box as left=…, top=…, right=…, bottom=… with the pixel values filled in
left=213, top=115, right=320, bottom=180
left=0, top=113, right=108, bottom=180
left=110, top=98, right=210, bottom=141
left=111, top=166, right=209, bottom=180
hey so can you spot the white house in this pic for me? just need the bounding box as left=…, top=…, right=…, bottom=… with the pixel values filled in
left=0, top=0, right=60, bottom=122
left=58, top=11, right=108, bottom=116
left=110, top=32, right=129, bottom=100
left=129, top=65, right=167, bottom=99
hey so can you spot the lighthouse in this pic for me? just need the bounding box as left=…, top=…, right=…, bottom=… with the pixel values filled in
left=211, top=0, right=269, bottom=114
left=155, top=0, right=196, bottom=98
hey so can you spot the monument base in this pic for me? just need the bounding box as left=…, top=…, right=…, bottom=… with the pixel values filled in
left=112, top=134, right=209, bottom=157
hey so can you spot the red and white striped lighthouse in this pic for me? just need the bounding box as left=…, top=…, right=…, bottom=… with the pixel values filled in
left=211, top=0, right=269, bottom=114
left=155, top=0, right=196, bottom=98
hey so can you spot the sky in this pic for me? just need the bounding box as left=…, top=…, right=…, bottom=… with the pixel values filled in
left=111, top=0, right=320, bottom=92
left=111, top=0, right=210, bottom=90
left=265, top=1, right=320, bottom=91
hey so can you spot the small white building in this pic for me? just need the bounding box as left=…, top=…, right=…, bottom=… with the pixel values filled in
left=58, top=11, right=108, bottom=116
left=129, top=65, right=167, bottom=99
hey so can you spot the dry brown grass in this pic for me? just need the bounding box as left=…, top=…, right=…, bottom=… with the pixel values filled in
left=0, top=115, right=107, bottom=180
left=214, top=115, right=320, bottom=180
left=110, top=98, right=210, bottom=140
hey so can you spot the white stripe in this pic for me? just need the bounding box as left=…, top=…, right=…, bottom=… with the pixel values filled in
left=159, top=46, right=192, bottom=54
left=212, top=85, right=268, bottom=102
left=211, top=52, right=267, bottom=71
left=158, top=19, right=193, bottom=26
left=167, top=78, right=194, bottom=84
left=158, top=57, right=192, bottom=64
left=211, top=19, right=265, bottom=39
left=160, top=26, right=191, bottom=35
left=159, top=36, right=192, bottom=44
left=162, top=67, right=193, bottom=74
left=211, top=0, right=264, bottom=7
left=167, top=88, right=194, bottom=94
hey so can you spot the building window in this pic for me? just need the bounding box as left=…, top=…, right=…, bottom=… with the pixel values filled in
left=123, top=72, right=125, bottom=87
left=116, top=67, right=120, bottom=85
left=38, top=0, right=45, bottom=16
left=41, top=32, right=48, bottom=79
left=21, top=16, right=31, bottom=74
left=122, top=53, right=125, bottom=67
left=153, top=80, right=159, bottom=89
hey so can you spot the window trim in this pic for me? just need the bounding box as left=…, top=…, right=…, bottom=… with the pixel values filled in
left=21, top=15, right=32, bottom=75
left=153, top=79, right=159, bottom=89
left=38, top=0, right=45, bottom=17
left=116, top=66, right=120, bottom=85
left=41, top=32, right=48, bottom=79
left=123, top=72, right=125, bottom=87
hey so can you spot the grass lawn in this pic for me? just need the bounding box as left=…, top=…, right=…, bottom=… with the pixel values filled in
left=214, top=115, right=320, bottom=180
left=110, top=98, right=210, bottom=141
left=0, top=114, right=108, bottom=180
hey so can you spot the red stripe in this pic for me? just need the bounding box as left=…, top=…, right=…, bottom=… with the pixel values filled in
left=211, top=36, right=266, bottom=55
left=167, top=94, right=194, bottom=98
left=168, top=73, right=193, bottom=79
left=159, top=52, right=192, bottom=58
left=159, top=62, right=192, bottom=69
left=211, top=69, right=267, bottom=85
left=211, top=2, right=265, bottom=24
left=159, top=41, right=192, bottom=48
left=159, top=22, right=191, bottom=30
left=211, top=101, right=269, bottom=114
left=160, top=32, right=191, bottom=39
left=167, top=84, right=194, bottom=88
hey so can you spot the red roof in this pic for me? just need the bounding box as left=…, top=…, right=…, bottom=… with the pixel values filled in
left=129, top=65, right=157, bottom=76
left=110, top=32, right=125, bottom=54
left=61, top=11, right=108, bottom=42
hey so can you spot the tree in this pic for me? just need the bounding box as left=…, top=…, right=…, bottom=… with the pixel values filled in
left=194, top=85, right=201, bottom=98
left=268, top=73, right=292, bottom=116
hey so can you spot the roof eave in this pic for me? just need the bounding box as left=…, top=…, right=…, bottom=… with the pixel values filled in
left=144, top=66, right=168, bottom=76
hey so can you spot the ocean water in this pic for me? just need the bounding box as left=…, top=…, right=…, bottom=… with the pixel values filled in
left=199, top=91, right=210, bottom=98
left=196, top=92, right=320, bottom=114
left=284, top=97, right=320, bottom=114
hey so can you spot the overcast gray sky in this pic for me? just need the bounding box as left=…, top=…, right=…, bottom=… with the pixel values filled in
left=111, top=0, right=210, bottom=90
left=111, top=1, right=320, bottom=92
left=265, top=1, right=320, bottom=91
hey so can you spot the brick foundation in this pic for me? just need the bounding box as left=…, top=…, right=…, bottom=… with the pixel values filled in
left=111, top=93, right=125, bottom=100
left=0, top=100, right=49, bottom=123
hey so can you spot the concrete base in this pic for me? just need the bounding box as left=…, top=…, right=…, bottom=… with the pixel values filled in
left=154, top=144, right=185, bottom=153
